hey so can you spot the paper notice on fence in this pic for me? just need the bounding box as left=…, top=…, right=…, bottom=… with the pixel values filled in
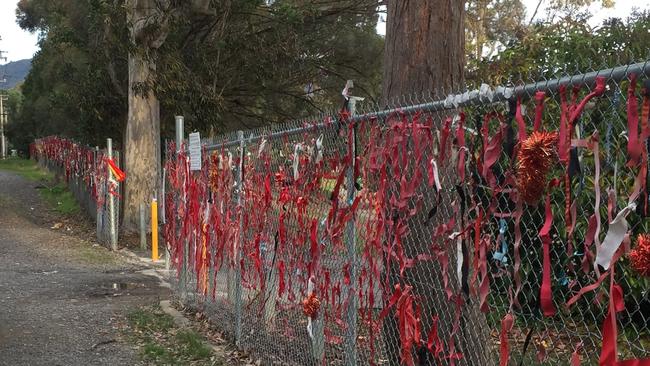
left=189, top=132, right=202, bottom=171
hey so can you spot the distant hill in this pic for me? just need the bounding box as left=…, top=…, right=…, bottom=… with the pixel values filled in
left=1, top=59, right=31, bottom=89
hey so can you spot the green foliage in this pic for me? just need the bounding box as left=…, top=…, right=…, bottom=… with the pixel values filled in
left=0, top=59, right=32, bottom=89
left=0, top=157, right=50, bottom=181
left=154, top=0, right=383, bottom=135
left=0, top=157, right=80, bottom=215
left=466, top=0, right=527, bottom=64
left=8, top=0, right=128, bottom=153
left=37, top=183, right=81, bottom=215
left=127, top=307, right=175, bottom=333
left=175, top=330, right=214, bottom=360
left=471, top=10, right=650, bottom=84
left=464, top=12, right=650, bottom=344
left=126, top=306, right=219, bottom=365
left=9, top=0, right=383, bottom=151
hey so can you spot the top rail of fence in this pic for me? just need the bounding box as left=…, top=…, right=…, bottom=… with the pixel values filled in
left=202, top=60, right=650, bottom=152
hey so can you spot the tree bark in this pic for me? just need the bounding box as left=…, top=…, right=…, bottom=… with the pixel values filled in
left=123, top=0, right=163, bottom=232
left=123, top=52, right=161, bottom=231
left=122, top=0, right=215, bottom=231
left=381, top=1, right=493, bottom=365
left=382, top=0, right=465, bottom=103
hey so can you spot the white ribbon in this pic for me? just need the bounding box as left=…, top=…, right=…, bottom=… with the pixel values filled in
left=495, top=86, right=514, bottom=99
left=342, top=80, right=353, bottom=100
left=306, top=278, right=315, bottom=339
left=314, top=134, right=323, bottom=165
left=594, top=201, right=636, bottom=270
left=258, top=138, right=267, bottom=158
left=430, top=159, right=442, bottom=192
left=293, top=143, right=303, bottom=181
left=449, top=232, right=463, bottom=284
left=203, top=201, right=211, bottom=225
left=479, top=83, right=494, bottom=102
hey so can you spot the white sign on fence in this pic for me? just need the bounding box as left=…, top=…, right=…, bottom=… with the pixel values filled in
left=189, top=132, right=202, bottom=171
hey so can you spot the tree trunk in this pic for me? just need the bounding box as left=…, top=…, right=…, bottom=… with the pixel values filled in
left=382, top=0, right=465, bottom=103
left=123, top=52, right=161, bottom=231
left=123, top=0, right=166, bottom=232
left=122, top=0, right=209, bottom=232
left=381, top=1, right=493, bottom=365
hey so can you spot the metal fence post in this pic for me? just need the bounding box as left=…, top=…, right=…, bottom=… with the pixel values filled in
left=176, top=116, right=187, bottom=299
left=107, top=138, right=118, bottom=251
left=344, top=98, right=359, bottom=366
left=162, top=166, right=170, bottom=270
left=95, top=146, right=102, bottom=242
left=234, top=130, right=245, bottom=346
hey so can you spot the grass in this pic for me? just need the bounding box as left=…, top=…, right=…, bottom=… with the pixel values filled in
left=126, top=306, right=220, bottom=365
left=0, top=157, right=52, bottom=181
left=175, top=330, right=214, bottom=360
left=69, top=242, right=120, bottom=265
left=127, top=307, right=176, bottom=332
left=0, top=157, right=80, bottom=215
left=37, top=183, right=80, bottom=215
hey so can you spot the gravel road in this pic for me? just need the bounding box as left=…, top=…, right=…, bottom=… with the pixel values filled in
left=0, top=170, right=169, bottom=365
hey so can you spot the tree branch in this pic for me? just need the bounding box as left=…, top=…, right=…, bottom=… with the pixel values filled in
left=528, top=0, right=544, bottom=25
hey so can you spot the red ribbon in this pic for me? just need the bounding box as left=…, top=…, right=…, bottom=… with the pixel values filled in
left=559, top=85, right=570, bottom=164
left=478, top=235, right=490, bottom=313
left=439, top=117, right=452, bottom=162
left=540, top=179, right=559, bottom=317
left=499, top=313, right=514, bottom=366
left=106, top=157, right=126, bottom=182
left=426, top=315, right=443, bottom=359
left=599, top=256, right=650, bottom=366
left=397, top=291, right=420, bottom=366
left=470, top=208, right=483, bottom=295
left=571, top=342, right=583, bottom=366
left=481, top=113, right=505, bottom=186
left=559, top=77, right=607, bottom=164
left=642, top=87, right=650, bottom=141
left=513, top=200, right=523, bottom=308
left=308, top=219, right=320, bottom=279
left=627, top=74, right=642, bottom=167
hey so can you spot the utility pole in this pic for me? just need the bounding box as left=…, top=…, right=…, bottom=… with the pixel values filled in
left=1, top=39, right=8, bottom=159
left=0, top=93, right=6, bottom=160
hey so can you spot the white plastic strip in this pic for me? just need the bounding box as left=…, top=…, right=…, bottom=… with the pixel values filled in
left=595, top=202, right=636, bottom=270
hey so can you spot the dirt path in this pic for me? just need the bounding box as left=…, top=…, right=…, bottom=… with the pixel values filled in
left=0, top=170, right=169, bottom=366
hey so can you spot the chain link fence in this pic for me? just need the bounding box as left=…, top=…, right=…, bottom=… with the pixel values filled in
left=164, top=61, right=650, bottom=366
left=31, top=136, right=121, bottom=248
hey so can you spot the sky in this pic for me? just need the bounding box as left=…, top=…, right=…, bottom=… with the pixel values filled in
left=1, top=0, right=649, bottom=64
left=0, top=1, right=39, bottom=63
left=376, top=0, right=648, bottom=35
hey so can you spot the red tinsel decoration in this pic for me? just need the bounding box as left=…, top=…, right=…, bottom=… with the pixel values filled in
left=302, top=293, right=321, bottom=319
left=516, top=131, right=559, bottom=204
left=630, top=234, right=650, bottom=277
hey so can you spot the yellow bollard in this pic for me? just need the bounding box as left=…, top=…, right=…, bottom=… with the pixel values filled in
left=151, top=198, right=158, bottom=261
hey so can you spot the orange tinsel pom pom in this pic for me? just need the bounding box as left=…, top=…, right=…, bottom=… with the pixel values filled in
left=516, top=131, right=558, bottom=204
left=302, top=293, right=321, bottom=319
left=630, top=234, right=650, bottom=277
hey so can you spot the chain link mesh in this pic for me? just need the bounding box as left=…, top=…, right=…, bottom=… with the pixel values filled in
left=31, top=137, right=120, bottom=247
left=164, top=62, right=650, bottom=365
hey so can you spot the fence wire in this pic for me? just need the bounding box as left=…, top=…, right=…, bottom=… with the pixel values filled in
left=31, top=137, right=120, bottom=248
left=165, top=61, right=650, bottom=366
